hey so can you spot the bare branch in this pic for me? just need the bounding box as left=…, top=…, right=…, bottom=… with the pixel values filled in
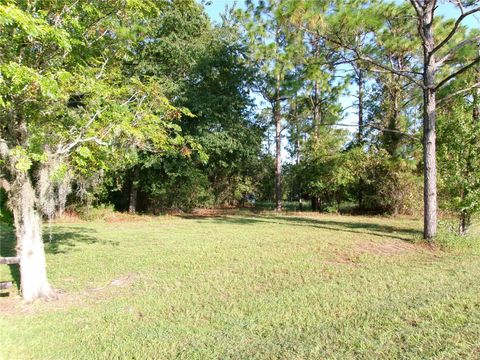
left=313, top=32, right=425, bottom=88
left=409, top=0, right=429, bottom=44
left=322, top=122, right=419, bottom=140
left=409, top=0, right=423, bottom=17
left=351, top=53, right=424, bottom=88
left=436, top=35, right=480, bottom=66
left=95, top=58, right=109, bottom=79
left=438, top=81, right=480, bottom=106
left=66, top=109, right=102, bottom=141
left=432, top=5, right=480, bottom=55
left=436, top=56, right=480, bottom=90
left=58, top=137, right=109, bottom=155
left=367, top=66, right=421, bottom=77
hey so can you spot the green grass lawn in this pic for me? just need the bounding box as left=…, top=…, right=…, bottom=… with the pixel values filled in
left=1, top=213, right=480, bottom=359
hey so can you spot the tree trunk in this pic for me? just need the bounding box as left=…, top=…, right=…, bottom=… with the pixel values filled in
left=422, top=7, right=438, bottom=240
left=274, top=98, right=282, bottom=211
left=312, top=81, right=320, bottom=142
left=357, top=69, right=364, bottom=143
left=11, top=175, right=55, bottom=302
left=459, top=210, right=470, bottom=236
left=387, top=88, right=401, bottom=157
left=273, top=67, right=283, bottom=212
left=356, top=68, right=365, bottom=210
left=128, top=167, right=140, bottom=214
left=296, top=136, right=301, bottom=165
left=474, top=67, right=480, bottom=122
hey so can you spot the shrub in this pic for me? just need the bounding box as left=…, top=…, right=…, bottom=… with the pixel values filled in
left=78, top=204, right=116, bottom=221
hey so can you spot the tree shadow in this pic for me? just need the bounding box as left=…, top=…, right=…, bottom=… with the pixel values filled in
left=182, top=214, right=422, bottom=243
left=0, top=223, right=119, bottom=291
left=44, top=226, right=119, bottom=255
left=275, top=216, right=421, bottom=241
left=0, top=223, right=19, bottom=290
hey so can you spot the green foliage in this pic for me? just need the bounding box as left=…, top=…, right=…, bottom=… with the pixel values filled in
left=11, top=147, right=32, bottom=172
left=298, top=131, right=352, bottom=208
left=99, top=1, right=266, bottom=211
left=354, top=149, right=422, bottom=215
left=77, top=204, right=116, bottom=221
left=0, top=1, right=193, bottom=221
left=437, top=218, right=480, bottom=250
left=142, top=156, right=214, bottom=211
left=1, top=0, right=479, bottom=234
left=438, top=100, right=480, bottom=233
left=0, top=188, right=13, bottom=225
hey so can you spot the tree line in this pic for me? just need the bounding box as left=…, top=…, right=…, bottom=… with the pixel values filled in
left=0, top=0, right=479, bottom=301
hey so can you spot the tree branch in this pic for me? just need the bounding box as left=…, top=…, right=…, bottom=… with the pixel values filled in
left=436, top=56, right=480, bottom=90
left=436, top=35, right=480, bottom=66
left=432, top=5, right=480, bottom=55
left=58, top=137, right=109, bottom=155
left=437, top=81, right=480, bottom=106
left=321, top=122, right=419, bottom=140
left=316, top=33, right=425, bottom=89
left=409, top=0, right=423, bottom=18
left=409, top=0, right=429, bottom=44
left=351, top=54, right=424, bottom=88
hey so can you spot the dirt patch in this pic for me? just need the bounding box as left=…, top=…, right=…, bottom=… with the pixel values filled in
left=326, top=250, right=360, bottom=266
left=104, top=214, right=153, bottom=223
left=0, top=273, right=138, bottom=316
left=52, top=211, right=156, bottom=224
left=176, top=208, right=248, bottom=218
left=353, top=240, right=436, bottom=256
left=87, top=273, right=136, bottom=291
left=326, top=240, right=438, bottom=266
left=354, top=240, right=419, bottom=256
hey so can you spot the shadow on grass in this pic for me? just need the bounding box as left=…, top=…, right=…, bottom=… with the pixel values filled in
left=44, top=226, right=119, bottom=254
left=0, top=223, right=119, bottom=290
left=0, top=223, right=20, bottom=290
left=180, top=214, right=421, bottom=243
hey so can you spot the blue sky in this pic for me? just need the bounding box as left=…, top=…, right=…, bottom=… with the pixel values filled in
left=203, top=1, right=480, bottom=27
left=203, top=1, right=243, bottom=23
left=201, top=0, right=479, bottom=114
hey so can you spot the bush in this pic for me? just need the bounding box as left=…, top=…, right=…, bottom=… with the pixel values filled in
left=356, top=150, right=422, bottom=215
left=145, top=166, right=214, bottom=212
left=78, top=204, right=116, bottom=221
left=436, top=219, right=480, bottom=250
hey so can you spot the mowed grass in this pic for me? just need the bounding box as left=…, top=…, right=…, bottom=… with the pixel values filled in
left=1, top=213, right=480, bottom=359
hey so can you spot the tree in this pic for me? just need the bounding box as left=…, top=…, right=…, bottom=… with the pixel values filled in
left=109, top=1, right=264, bottom=211
left=0, top=1, right=185, bottom=301
left=236, top=0, right=304, bottom=211
left=290, top=0, right=480, bottom=239
left=436, top=40, right=480, bottom=235
left=407, top=0, right=480, bottom=239
left=437, top=98, right=480, bottom=235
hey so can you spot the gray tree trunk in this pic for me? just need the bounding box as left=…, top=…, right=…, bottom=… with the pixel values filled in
left=421, top=4, right=438, bottom=240
left=312, top=81, right=320, bottom=142
left=386, top=86, right=402, bottom=157
left=274, top=97, right=282, bottom=212
left=356, top=68, right=365, bottom=209
left=357, top=69, right=364, bottom=143
left=11, top=175, right=55, bottom=302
